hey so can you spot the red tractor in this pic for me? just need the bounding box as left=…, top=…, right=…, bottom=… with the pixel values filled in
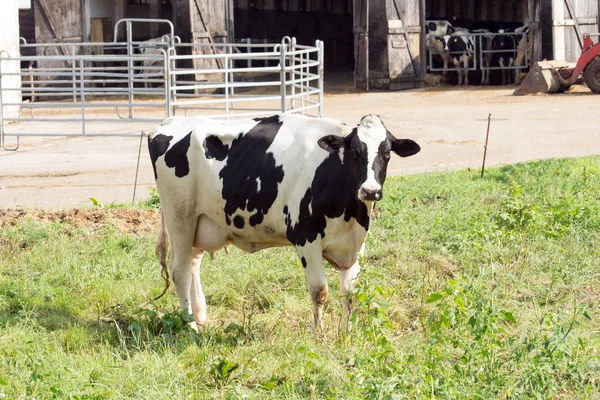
left=515, top=32, right=600, bottom=95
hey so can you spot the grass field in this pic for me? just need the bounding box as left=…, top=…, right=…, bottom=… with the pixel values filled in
left=1, top=157, right=600, bottom=399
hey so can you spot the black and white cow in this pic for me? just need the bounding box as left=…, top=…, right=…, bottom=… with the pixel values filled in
left=513, top=24, right=530, bottom=84
left=425, top=20, right=453, bottom=78
left=471, top=29, right=493, bottom=85
left=443, top=29, right=474, bottom=85
left=148, top=114, right=420, bottom=330
left=491, top=29, right=517, bottom=85
left=136, top=34, right=171, bottom=88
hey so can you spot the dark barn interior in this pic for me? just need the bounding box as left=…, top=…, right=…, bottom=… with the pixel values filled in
left=233, top=0, right=355, bottom=71
left=425, top=0, right=534, bottom=85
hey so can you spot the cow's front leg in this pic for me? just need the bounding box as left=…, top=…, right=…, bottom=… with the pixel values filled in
left=442, top=55, right=449, bottom=80
left=296, top=245, right=328, bottom=329
left=462, top=56, right=470, bottom=85
left=499, top=58, right=507, bottom=85
left=339, top=259, right=361, bottom=316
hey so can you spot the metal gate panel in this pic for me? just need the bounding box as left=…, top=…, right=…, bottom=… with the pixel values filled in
left=0, top=20, right=325, bottom=151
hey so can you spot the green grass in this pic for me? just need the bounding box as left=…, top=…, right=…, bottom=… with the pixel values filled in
left=2, top=156, right=600, bottom=399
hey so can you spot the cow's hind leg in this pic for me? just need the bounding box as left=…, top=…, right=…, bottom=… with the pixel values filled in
left=339, top=260, right=361, bottom=316
left=190, top=248, right=207, bottom=329
left=166, top=216, right=198, bottom=328
left=296, top=244, right=328, bottom=329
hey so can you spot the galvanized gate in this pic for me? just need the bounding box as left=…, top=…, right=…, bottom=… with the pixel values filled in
left=0, top=19, right=324, bottom=151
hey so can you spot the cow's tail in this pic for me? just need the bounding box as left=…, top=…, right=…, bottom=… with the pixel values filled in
left=153, top=211, right=171, bottom=301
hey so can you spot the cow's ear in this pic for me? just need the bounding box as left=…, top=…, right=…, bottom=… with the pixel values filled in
left=318, top=135, right=345, bottom=153
left=392, top=138, right=420, bottom=157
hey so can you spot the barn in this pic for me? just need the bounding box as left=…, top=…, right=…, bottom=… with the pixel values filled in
left=14, top=0, right=600, bottom=90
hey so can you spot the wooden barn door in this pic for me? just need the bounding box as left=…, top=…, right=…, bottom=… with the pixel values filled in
left=353, top=0, right=369, bottom=89
left=387, top=0, right=423, bottom=90
left=190, top=0, right=229, bottom=80
left=552, top=0, right=599, bottom=61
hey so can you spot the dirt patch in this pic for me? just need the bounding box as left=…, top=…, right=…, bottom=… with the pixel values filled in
left=0, top=208, right=160, bottom=235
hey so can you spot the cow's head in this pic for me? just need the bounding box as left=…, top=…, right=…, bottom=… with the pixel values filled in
left=492, top=29, right=513, bottom=50
left=318, top=115, right=420, bottom=202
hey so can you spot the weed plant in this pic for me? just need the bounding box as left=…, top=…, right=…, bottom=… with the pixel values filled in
left=1, top=157, right=599, bottom=398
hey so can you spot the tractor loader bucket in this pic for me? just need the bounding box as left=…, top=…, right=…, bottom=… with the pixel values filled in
left=514, top=60, right=574, bottom=95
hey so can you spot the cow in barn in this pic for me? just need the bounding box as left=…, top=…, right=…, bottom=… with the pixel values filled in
left=425, top=20, right=453, bottom=79
left=491, top=29, right=517, bottom=85
left=443, top=29, right=475, bottom=85
left=513, top=24, right=530, bottom=84
left=471, top=29, right=493, bottom=85
left=148, top=114, right=421, bottom=330
left=136, top=34, right=171, bottom=88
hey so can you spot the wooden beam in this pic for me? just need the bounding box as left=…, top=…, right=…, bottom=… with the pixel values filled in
left=392, top=0, right=418, bottom=77
left=563, top=0, right=584, bottom=49
left=192, top=0, right=223, bottom=69
left=34, top=0, right=73, bottom=66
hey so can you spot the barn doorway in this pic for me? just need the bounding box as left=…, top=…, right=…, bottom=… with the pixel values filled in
left=424, top=0, right=542, bottom=86
left=233, top=1, right=355, bottom=84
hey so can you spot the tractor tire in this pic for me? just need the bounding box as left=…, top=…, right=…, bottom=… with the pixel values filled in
left=584, top=56, right=600, bottom=93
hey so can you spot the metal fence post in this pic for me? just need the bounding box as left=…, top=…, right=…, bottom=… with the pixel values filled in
left=290, top=37, right=296, bottom=111
left=280, top=39, right=287, bottom=113
left=164, top=49, right=171, bottom=118
left=72, top=45, right=77, bottom=102
left=225, top=53, right=230, bottom=120
left=79, top=58, right=86, bottom=135
left=317, top=40, right=324, bottom=118
left=126, top=20, right=134, bottom=119
left=229, top=44, right=235, bottom=109
left=246, top=38, right=251, bottom=68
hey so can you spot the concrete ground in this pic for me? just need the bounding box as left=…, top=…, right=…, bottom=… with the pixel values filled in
left=1, top=85, right=599, bottom=209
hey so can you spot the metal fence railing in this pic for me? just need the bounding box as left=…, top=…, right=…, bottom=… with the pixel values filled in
left=0, top=19, right=324, bottom=151
left=427, top=31, right=530, bottom=74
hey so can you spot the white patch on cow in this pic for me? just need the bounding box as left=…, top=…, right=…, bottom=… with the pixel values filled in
left=356, top=115, right=386, bottom=197
left=338, top=147, right=345, bottom=163
left=256, top=177, right=261, bottom=192
left=268, top=114, right=351, bottom=229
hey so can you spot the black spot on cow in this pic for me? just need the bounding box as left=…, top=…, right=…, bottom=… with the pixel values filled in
left=301, top=257, right=307, bottom=268
left=220, top=115, right=285, bottom=228
left=225, top=214, right=231, bottom=226
left=233, top=215, right=245, bottom=229
left=147, top=134, right=173, bottom=180
left=203, top=135, right=229, bottom=161
left=285, top=129, right=370, bottom=246
left=165, top=132, right=192, bottom=178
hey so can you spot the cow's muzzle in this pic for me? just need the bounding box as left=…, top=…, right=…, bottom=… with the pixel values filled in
left=359, top=187, right=383, bottom=202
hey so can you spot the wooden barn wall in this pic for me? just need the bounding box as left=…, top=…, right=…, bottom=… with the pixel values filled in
left=425, top=0, right=528, bottom=24
left=34, top=0, right=83, bottom=46
left=33, top=0, right=85, bottom=74
left=190, top=0, right=228, bottom=76
left=553, top=0, right=599, bottom=62
left=234, top=0, right=354, bottom=70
